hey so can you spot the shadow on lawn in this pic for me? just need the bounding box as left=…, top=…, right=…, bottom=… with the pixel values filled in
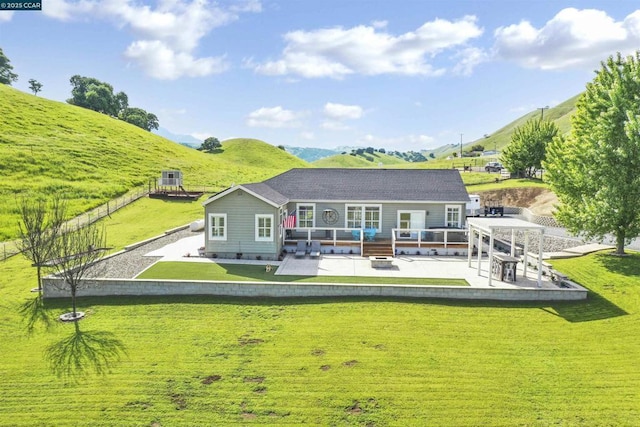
left=74, top=287, right=626, bottom=323
left=20, top=295, right=55, bottom=335
left=44, top=321, right=127, bottom=383
left=595, top=251, right=640, bottom=277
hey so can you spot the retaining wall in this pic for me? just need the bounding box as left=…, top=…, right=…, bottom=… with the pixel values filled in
left=43, top=277, right=587, bottom=301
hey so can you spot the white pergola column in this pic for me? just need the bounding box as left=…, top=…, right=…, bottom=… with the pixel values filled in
left=510, top=229, right=516, bottom=257
left=537, top=230, right=544, bottom=287
left=488, top=232, right=494, bottom=286
left=467, top=226, right=474, bottom=267
left=477, top=230, right=483, bottom=276
left=523, top=231, right=529, bottom=279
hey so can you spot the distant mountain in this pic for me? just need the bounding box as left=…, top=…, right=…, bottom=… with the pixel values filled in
left=153, top=127, right=202, bottom=147
left=284, top=146, right=340, bottom=162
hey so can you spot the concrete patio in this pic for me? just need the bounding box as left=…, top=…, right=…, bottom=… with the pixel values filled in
left=144, top=232, right=561, bottom=290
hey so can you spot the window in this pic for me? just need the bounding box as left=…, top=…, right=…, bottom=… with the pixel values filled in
left=297, top=204, right=315, bottom=228
left=346, top=206, right=362, bottom=229
left=446, top=205, right=461, bottom=228
left=364, top=206, right=380, bottom=230
left=208, top=213, right=227, bottom=240
left=346, top=205, right=381, bottom=231
left=255, top=214, right=274, bottom=242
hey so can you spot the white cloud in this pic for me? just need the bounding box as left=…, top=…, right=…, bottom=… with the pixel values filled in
left=0, top=11, right=14, bottom=22
left=321, top=120, right=350, bottom=131
left=254, top=15, right=483, bottom=78
left=246, top=106, right=303, bottom=128
left=323, top=102, right=363, bottom=120
left=452, top=47, right=488, bottom=76
left=124, top=40, right=229, bottom=80
left=38, top=0, right=261, bottom=79
left=300, top=131, right=315, bottom=140
left=494, top=8, right=640, bottom=70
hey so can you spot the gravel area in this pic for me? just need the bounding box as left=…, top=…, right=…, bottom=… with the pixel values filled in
left=87, top=227, right=196, bottom=279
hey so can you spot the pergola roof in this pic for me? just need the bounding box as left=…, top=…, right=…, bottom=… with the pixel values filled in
left=467, top=217, right=545, bottom=234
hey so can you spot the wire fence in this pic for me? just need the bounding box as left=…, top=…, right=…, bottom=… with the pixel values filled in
left=0, top=186, right=150, bottom=262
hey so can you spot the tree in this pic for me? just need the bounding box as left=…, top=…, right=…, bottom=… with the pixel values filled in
left=67, top=75, right=127, bottom=117
left=28, top=79, right=43, bottom=95
left=502, top=118, right=558, bottom=178
left=471, top=144, right=485, bottom=152
left=17, top=195, right=66, bottom=293
left=119, top=107, right=159, bottom=131
left=544, top=52, right=640, bottom=255
left=50, top=222, right=107, bottom=321
left=0, top=48, right=18, bottom=85
left=198, top=137, right=222, bottom=152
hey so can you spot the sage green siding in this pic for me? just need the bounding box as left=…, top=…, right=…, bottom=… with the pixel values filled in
left=205, top=190, right=282, bottom=259
left=285, top=201, right=466, bottom=240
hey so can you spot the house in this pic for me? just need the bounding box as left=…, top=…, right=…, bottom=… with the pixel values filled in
left=202, top=168, right=470, bottom=260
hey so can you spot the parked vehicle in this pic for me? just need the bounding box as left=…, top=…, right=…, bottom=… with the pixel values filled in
left=484, top=162, right=503, bottom=172
left=484, top=200, right=504, bottom=216
left=466, top=194, right=481, bottom=217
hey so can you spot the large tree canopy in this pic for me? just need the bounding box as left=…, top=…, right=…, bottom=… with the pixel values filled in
left=119, top=107, right=159, bottom=131
left=67, top=75, right=127, bottom=116
left=198, top=136, right=221, bottom=152
left=502, top=118, right=558, bottom=178
left=0, top=48, right=18, bottom=85
left=544, top=52, right=640, bottom=255
left=67, top=75, right=159, bottom=131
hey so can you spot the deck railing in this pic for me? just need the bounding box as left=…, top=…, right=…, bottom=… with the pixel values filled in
left=283, top=227, right=364, bottom=253
left=391, top=228, right=467, bottom=255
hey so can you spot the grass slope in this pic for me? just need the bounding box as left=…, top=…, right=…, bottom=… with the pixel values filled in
left=434, top=94, right=579, bottom=161
left=0, top=199, right=638, bottom=425
left=313, top=152, right=408, bottom=168
left=0, top=86, right=307, bottom=240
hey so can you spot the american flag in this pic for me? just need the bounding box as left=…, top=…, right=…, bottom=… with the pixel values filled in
left=283, top=210, right=296, bottom=229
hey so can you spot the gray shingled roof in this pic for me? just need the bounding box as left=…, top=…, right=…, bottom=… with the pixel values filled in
left=242, top=183, right=289, bottom=206
left=246, top=168, right=468, bottom=203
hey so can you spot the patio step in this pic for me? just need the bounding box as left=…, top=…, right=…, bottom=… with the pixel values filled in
left=362, top=243, right=394, bottom=257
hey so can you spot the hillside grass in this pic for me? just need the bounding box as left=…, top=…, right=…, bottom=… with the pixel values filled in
left=0, top=199, right=639, bottom=425
left=0, top=86, right=307, bottom=240
left=433, top=95, right=578, bottom=160
left=137, top=261, right=468, bottom=286
left=313, top=152, right=407, bottom=168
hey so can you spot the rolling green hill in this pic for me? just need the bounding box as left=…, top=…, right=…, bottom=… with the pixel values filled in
left=312, top=151, right=409, bottom=167
left=434, top=94, right=579, bottom=160
left=0, top=85, right=307, bottom=240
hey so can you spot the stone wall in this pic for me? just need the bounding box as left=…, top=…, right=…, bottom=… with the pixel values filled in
left=43, top=277, right=586, bottom=302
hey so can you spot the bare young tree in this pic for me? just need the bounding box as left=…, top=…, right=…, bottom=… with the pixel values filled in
left=50, top=223, right=107, bottom=321
left=17, top=196, right=66, bottom=293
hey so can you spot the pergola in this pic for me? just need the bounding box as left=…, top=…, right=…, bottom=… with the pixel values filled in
left=467, top=217, right=545, bottom=287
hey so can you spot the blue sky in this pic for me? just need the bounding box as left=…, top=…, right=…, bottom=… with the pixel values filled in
left=2, top=0, right=640, bottom=151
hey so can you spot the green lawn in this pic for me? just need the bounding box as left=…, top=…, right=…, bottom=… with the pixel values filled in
left=1, top=199, right=639, bottom=425
left=137, top=261, right=468, bottom=286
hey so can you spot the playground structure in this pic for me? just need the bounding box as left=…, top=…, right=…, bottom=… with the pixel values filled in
left=149, top=170, right=204, bottom=201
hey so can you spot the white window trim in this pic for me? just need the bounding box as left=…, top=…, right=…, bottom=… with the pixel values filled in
left=208, top=213, right=227, bottom=241
left=296, top=203, right=316, bottom=229
left=445, top=204, right=462, bottom=228
left=255, top=214, right=274, bottom=242
left=345, top=204, right=382, bottom=232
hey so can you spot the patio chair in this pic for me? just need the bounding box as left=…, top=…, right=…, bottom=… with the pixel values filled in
left=309, top=240, right=321, bottom=258
left=364, top=228, right=376, bottom=242
left=295, top=241, right=307, bottom=258
left=351, top=229, right=361, bottom=241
